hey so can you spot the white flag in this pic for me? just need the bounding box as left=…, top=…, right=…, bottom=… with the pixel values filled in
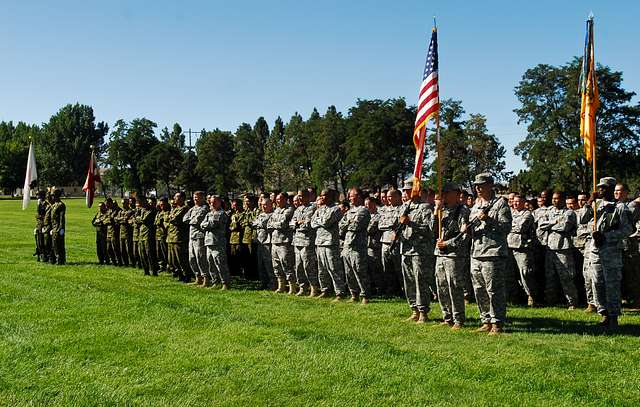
left=22, top=141, right=38, bottom=210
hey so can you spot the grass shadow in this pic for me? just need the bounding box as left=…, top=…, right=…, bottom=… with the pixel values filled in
left=508, top=315, right=640, bottom=337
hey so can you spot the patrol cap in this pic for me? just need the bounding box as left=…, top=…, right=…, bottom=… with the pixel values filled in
left=442, top=182, right=461, bottom=193
left=596, top=177, right=616, bottom=188
left=401, top=180, right=413, bottom=190
left=473, top=173, right=494, bottom=185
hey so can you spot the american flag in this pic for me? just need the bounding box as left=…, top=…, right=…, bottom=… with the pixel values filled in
left=414, top=26, right=439, bottom=141
left=411, top=24, right=439, bottom=198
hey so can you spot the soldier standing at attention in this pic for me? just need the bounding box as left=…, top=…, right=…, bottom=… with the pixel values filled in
left=311, top=189, right=347, bottom=300
left=50, top=189, right=66, bottom=265
left=201, top=195, right=231, bottom=289
left=582, top=177, right=633, bottom=329
left=116, top=198, right=134, bottom=267
left=574, top=193, right=594, bottom=311
left=538, top=191, right=579, bottom=309
left=507, top=195, right=537, bottom=306
left=614, top=183, right=640, bottom=307
left=228, top=199, right=244, bottom=277
left=462, top=173, right=511, bottom=335
left=267, top=192, right=295, bottom=293
left=104, top=198, right=122, bottom=266
left=155, top=197, right=170, bottom=273
left=42, top=191, right=56, bottom=264
left=434, top=182, right=470, bottom=329
left=131, top=197, right=143, bottom=270
left=252, top=198, right=275, bottom=290
left=34, top=190, right=48, bottom=262
left=183, top=191, right=210, bottom=286
left=167, top=192, right=191, bottom=282
left=339, top=188, right=372, bottom=304
left=364, top=196, right=384, bottom=296
left=378, top=189, right=403, bottom=296
left=290, top=190, right=319, bottom=296
left=136, top=197, right=158, bottom=276
left=398, top=181, right=435, bottom=324
left=92, top=202, right=109, bottom=265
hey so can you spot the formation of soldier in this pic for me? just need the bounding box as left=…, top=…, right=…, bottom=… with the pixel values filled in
left=32, top=173, right=640, bottom=334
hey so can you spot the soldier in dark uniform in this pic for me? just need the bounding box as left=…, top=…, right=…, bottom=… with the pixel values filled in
left=34, top=190, right=48, bottom=262
left=167, top=192, right=191, bottom=282
left=92, top=202, right=109, bottom=264
left=105, top=198, right=122, bottom=266
left=50, top=189, right=66, bottom=265
left=155, top=197, right=170, bottom=273
left=116, top=198, right=134, bottom=267
left=43, top=191, right=56, bottom=264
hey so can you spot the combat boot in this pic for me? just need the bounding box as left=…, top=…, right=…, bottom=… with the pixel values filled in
left=347, top=295, right=359, bottom=303
left=309, top=285, right=321, bottom=297
left=585, top=304, right=597, bottom=313
left=288, top=281, right=299, bottom=295
left=406, top=310, right=419, bottom=322
left=221, top=283, right=230, bottom=290
left=475, top=323, right=492, bottom=333
left=296, top=286, right=306, bottom=296
left=276, top=278, right=287, bottom=293
left=331, top=294, right=344, bottom=303
left=316, top=290, right=329, bottom=299
left=416, top=312, right=428, bottom=324
left=193, top=275, right=203, bottom=286
left=203, top=277, right=212, bottom=287
left=488, top=323, right=503, bottom=336
left=361, top=298, right=369, bottom=305
left=527, top=296, right=535, bottom=307
left=451, top=323, right=463, bottom=331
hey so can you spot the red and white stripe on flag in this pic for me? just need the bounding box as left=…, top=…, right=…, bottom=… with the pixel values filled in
left=82, top=150, right=101, bottom=208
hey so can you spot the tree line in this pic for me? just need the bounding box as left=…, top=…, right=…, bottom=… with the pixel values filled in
left=1, top=57, right=639, bottom=197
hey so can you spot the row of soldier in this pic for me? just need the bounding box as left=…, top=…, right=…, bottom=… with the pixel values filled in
left=33, top=172, right=639, bottom=334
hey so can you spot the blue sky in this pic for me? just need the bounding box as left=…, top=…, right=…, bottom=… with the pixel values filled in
left=1, top=1, right=638, bottom=171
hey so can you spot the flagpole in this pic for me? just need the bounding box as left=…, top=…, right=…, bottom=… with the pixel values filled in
left=437, top=115, right=443, bottom=240
left=590, top=16, right=597, bottom=230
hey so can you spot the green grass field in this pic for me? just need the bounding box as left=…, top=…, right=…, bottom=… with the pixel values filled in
left=1, top=198, right=639, bottom=406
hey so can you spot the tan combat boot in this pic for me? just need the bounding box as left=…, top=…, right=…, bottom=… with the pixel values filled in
left=416, top=312, right=428, bottom=324
left=331, top=294, right=344, bottom=303
left=347, top=295, right=359, bottom=304
left=475, top=323, right=492, bottom=333
left=527, top=296, right=535, bottom=307
left=193, top=275, right=204, bottom=286
left=288, top=281, right=299, bottom=295
left=361, top=298, right=369, bottom=305
left=406, top=310, right=419, bottom=322
left=488, top=323, right=503, bottom=336
left=296, top=285, right=306, bottom=296
left=276, top=278, right=287, bottom=293
left=585, top=304, right=597, bottom=313
left=309, top=285, right=321, bottom=297
left=221, top=283, right=230, bottom=290
left=451, top=323, right=463, bottom=331
left=203, top=277, right=212, bottom=288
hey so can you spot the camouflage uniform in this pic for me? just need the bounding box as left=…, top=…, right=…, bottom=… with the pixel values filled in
left=434, top=203, right=470, bottom=325
left=267, top=205, right=295, bottom=283
left=538, top=207, right=579, bottom=306
left=240, top=208, right=258, bottom=280
left=399, top=201, right=435, bottom=314
left=201, top=208, right=230, bottom=285
left=167, top=205, right=190, bottom=280
left=469, top=197, right=511, bottom=325
left=339, top=205, right=371, bottom=299
left=366, top=209, right=384, bottom=295
left=582, top=199, right=633, bottom=317
left=532, top=205, right=554, bottom=299
left=378, top=205, right=403, bottom=296
left=42, top=198, right=55, bottom=264
left=116, top=207, right=135, bottom=267
left=130, top=207, right=142, bottom=269
left=136, top=207, right=158, bottom=275
left=228, top=210, right=244, bottom=276
left=621, top=200, right=640, bottom=305
left=105, top=207, right=122, bottom=266
left=507, top=208, right=537, bottom=300
left=155, top=209, right=169, bottom=272
left=184, top=204, right=209, bottom=280
left=92, top=209, right=109, bottom=264
left=574, top=205, right=593, bottom=305
left=34, top=198, right=48, bottom=261
left=50, top=199, right=66, bottom=265
left=291, top=203, right=319, bottom=290
left=252, top=211, right=275, bottom=288
left=311, top=204, right=346, bottom=296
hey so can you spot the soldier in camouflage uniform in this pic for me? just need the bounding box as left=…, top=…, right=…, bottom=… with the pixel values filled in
left=533, top=194, right=553, bottom=301
left=465, top=173, right=512, bottom=335
left=339, top=188, right=371, bottom=304
left=105, top=198, right=122, bottom=266
left=507, top=195, right=537, bottom=306
left=227, top=199, right=245, bottom=277
left=92, top=202, right=109, bottom=264
left=116, top=198, right=135, bottom=267
left=135, top=197, right=158, bottom=276
left=614, top=183, right=640, bottom=307
left=240, top=196, right=258, bottom=280
left=538, top=191, right=579, bottom=308
left=434, top=182, right=470, bottom=329
left=155, top=197, right=170, bottom=273
left=50, top=189, right=66, bottom=265
left=34, top=190, right=48, bottom=262
left=201, top=195, right=231, bottom=289
left=582, top=177, right=634, bottom=329
left=184, top=191, right=209, bottom=286
left=268, top=192, right=295, bottom=293
left=42, top=191, right=55, bottom=264
left=378, top=189, right=404, bottom=296
left=311, top=189, right=347, bottom=300
left=574, top=193, right=594, bottom=311
left=167, top=192, right=191, bottom=282
left=364, top=196, right=384, bottom=296
left=290, top=190, right=319, bottom=296
left=398, top=182, right=435, bottom=324
left=252, top=197, right=275, bottom=289
left=130, top=198, right=143, bottom=269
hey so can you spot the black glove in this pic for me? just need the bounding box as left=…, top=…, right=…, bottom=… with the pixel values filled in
left=592, top=231, right=605, bottom=248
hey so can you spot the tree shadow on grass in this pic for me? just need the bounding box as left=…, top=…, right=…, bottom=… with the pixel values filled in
left=507, top=316, right=640, bottom=337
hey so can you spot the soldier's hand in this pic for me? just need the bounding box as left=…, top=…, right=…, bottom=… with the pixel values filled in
left=399, top=215, right=409, bottom=225
left=436, top=239, right=447, bottom=249
left=460, top=223, right=468, bottom=233
left=588, top=191, right=599, bottom=205
left=478, top=212, right=488, bottom=221
left=389, top=232, right=396, bottom=241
